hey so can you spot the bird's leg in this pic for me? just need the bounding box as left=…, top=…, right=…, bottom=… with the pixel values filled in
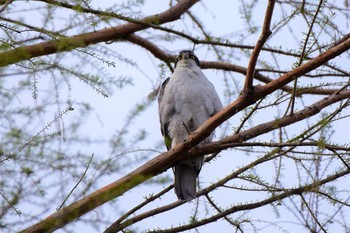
left=181, top=121, right=191, bottom=135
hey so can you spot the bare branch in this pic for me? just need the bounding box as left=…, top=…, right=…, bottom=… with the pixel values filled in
left=243, top=0, right=275, bottom=95
left=290, top=0, right=324, bottom=115
left=0, top=0, right=13, bottom=14
left=104, top=185, right=173, bottom=233
left=57, top=154, right=94, bottom=210
left=194, top=141, right=350, bottom=156
left=300, top=194, right=328, bottom=233
left=0, top=0, right=199, bottom=67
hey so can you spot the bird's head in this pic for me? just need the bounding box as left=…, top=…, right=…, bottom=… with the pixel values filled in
left=174, top=50, right=200, bottom=69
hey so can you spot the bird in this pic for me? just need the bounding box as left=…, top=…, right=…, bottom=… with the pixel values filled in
left=158, top=50, right=223, bottom=201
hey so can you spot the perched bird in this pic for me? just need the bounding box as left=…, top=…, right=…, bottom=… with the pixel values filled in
left=158, top=50, right=223, bottom=201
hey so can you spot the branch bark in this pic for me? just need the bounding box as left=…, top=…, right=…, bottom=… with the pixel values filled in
left=243, top=0, right=275, bottom=95
left=0, top=0, right=198, bottom=67
left=0, top=0, right=13, bottom=14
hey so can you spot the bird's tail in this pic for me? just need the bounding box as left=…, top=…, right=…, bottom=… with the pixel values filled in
left=174, top=163, right=198, bottom=201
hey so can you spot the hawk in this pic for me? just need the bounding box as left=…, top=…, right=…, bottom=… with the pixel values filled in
left=158, top=50, right=223, bottom=201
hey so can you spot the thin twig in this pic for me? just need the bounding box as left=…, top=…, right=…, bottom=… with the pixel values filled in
left=0, top=0, right=13, bottom=14
left=299, top=194, right=328, bottom=233
left=1, top=106, right=74, bottom=163
left=234, top=98, right=264, bottom=134
left=0, top=191, right=21, bottom=216
left=204, top=194, right=244, bottom=232
left=290, top=0, right=324, bottom=115
left=57, top=154, right=94, bottom=210
left=182, top=121, right=191, bottom=135
left=325, top=147, right=350, bottom=169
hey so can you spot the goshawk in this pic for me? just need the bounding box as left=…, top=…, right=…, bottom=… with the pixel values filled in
left=158, top=50, right=222, bottom=201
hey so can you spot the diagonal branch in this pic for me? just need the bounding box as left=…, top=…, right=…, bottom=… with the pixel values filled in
left=191, top=35, right=350, bottom=149
left=0, top=0, right=199, bottom=67
left=290, top=0, right=324, bottom=115
left=105, top=185, right=173, bottom=233
left=189, top=89, right=350, bottom=156
left=0, top=0, right=13, bottom=14
left=243, top=0, right=275, bottom=95
left=300, top=194, right=328, bottom=233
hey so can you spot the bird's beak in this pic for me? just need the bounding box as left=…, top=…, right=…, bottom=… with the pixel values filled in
left=181, top=53, right=189, bottom=60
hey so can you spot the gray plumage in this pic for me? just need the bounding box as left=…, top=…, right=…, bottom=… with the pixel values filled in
left=158, top=50, right=223, bottom=201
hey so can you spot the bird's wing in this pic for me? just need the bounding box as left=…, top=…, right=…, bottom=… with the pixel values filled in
left=158, top=77, right=172, bottom=150
left=211, top=88, right=223, bottom=116
left=158, top=77, right=170, bottom=105
left=204, top=81, right=223, bottom=117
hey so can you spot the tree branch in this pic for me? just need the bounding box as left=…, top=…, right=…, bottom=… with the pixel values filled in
left=192, top=141, right=350, bottom=156
left=104, top=185, right=173, bottom=233
left=299, top=194, right=328, bottom=233
left=0, top=0, right=199, bottom=67
left=243, top=0, right=275, bottom=95
left=0, top=0, right=13, bottom=14
left=290, top=0, right=324, bottom=115
left=186, top=90, right=350, bottom=175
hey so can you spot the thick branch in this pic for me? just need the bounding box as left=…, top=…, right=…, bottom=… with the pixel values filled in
left=0, top=0, right=198, bottom=67
left=189, top=90, right=350, bottom=156
left=191, top=35, right=350, bottom=148
left=202, top=61, right=342, bottom=95
left=243, top=0, right=275, bottom=95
